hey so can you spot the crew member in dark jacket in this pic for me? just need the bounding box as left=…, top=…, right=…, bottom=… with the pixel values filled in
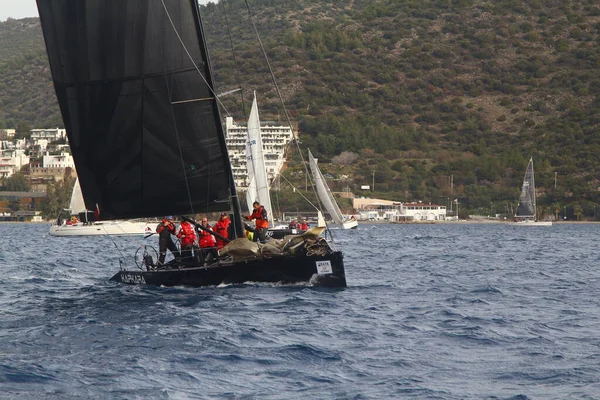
left=245, top=201, right=269, bottom=243
left=156, top=216, right=179, bottom=266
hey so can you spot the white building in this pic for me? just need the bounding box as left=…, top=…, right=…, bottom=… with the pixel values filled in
left=42, top=151, right=75, bottom=169
left=354, top=197, right=447, bottom=221
left=224, top=117, right=294, bottom=188
left=392, top=203, right=447, bottom=222
left=30, top=128, right=67, bottom=144
left=0, top=149, right=30, bottom=179
left=0, top=129, right=16, bottom=139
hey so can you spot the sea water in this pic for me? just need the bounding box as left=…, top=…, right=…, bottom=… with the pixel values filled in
left=1, top=222, right=599, bottom=399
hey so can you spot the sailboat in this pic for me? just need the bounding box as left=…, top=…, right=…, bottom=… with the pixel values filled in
left=37, top=0, right=346, bottom=287
left=308, top=150, right=358, bottom=229
left=513, top=157, right=552, bottom=226
left=49, top=179, right=155, bottom=236
left=244, top=93, right=305, bottom=236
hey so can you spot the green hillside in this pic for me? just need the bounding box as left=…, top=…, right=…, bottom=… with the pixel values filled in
left=1, top=1, right=599, bottom=218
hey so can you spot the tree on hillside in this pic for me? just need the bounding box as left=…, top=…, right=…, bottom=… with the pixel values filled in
left=1, top=172, right=30, bottom=192
left=39, top=170, right=76, bottom=219
left=332, top=151, right=358, bottom=165
left=14, top=121, right=32, bottom=140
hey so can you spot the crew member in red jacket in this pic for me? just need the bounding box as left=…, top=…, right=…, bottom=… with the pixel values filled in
left=213, top=213, right=231, bottom=250
left=156, top=216, right=179, bottom=266
left=177, top=217, right=196, bottom=262
left=298, top=220, right=309, bottom=231
left=196, top=216, right=218, bottom=264
left=246, top=201, right=269, bottom=243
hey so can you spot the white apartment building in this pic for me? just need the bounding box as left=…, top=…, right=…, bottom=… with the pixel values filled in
left=0, top=150, right=30, bottom=178
left=42, top=151, right=75, bottom=169
left=224, top=117, right=294, bottom=188
left=30, top=128, right=67, bottom=144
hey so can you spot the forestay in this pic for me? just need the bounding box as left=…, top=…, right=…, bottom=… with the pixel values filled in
left=37, top=0, right=234, bottom=219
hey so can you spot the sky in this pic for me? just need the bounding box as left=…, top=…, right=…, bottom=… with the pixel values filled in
left=0, top=0, right=215, bottom=22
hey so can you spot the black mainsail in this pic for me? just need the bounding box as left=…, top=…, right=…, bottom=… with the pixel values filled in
left=37, top=0, right=241, bottom=223
left=515, top=158, right=536, bottom=219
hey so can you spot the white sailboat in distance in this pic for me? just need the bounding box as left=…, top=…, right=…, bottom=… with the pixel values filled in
left=512, top=157, right=552, bottom=226
left=308, top=149, right=358, bottom=229
left=49, top=179, right=155, bottom=236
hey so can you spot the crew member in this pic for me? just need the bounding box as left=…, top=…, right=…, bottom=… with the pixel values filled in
left=213, top=212, right=231, bottom=250
left=288, top=219, right=298, bottom=229
left=298, top=220, right=309, bottom=231
left=156, top=215, right=179, bottom=266
left=177, top=217, right=196, bottom=263
left=196, top=217, right=218, bottom=264
left=246, top=201, right=269, bottom=243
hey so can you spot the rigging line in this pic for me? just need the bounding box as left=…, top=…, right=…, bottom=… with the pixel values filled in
left=160, top=0, right=233, bottom=118
left=101, top=224, right=128, bottom=264
left=278, top=173, right=320, bottom=212
left=242, top=0, right=321, bottom=209
left=222, top=0, right=247, bottom=117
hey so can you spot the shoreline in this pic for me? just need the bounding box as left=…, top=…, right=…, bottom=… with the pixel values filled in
left=357, top=219, right=600, bottom=225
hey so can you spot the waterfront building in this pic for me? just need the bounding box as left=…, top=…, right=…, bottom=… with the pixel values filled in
left=354, top=197, right=447, bottom=221
left=224, top=117, right=294, bottom=188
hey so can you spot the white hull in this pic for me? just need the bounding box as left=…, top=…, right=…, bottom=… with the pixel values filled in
left=342, top=220, right=359, bottom=229
left=511, top=220, right=552, bottom=226
left=49, top=221, right=155, bottom=236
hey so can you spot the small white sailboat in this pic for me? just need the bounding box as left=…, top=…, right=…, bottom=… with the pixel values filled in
left=308, top=150, right=358, bottom=229
left=513, top=158, right=552, bottom=226
left=49, top=179, right=155, bottom=236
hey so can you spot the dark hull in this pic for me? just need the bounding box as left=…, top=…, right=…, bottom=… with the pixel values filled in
left=110, top=251, right=346, bottom=288
left=267, top=228, right=305, bottom=239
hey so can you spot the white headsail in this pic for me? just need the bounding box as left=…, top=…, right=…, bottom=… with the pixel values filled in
left=245, top=176, right=257, bottom=214
left=308, top=149, right=345, bottom=225
left=246, top=93, right=273, bottom=223
left=515, top=158, right=536, bottom=219
left=69, top=178, right=86, bottom=214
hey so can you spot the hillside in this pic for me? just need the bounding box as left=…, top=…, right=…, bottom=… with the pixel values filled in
left=1, top=1, right=599, bottom=217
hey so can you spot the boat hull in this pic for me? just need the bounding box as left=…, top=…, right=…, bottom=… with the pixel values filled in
left=342, top=220, right=359, bottom=229
left=110, top=251, right=346, bottom=288
left=511, top=220, right=553, bottom=226
left=267, top=228, right=304, bottom=239
left=49, top=221, right=154, bottom=236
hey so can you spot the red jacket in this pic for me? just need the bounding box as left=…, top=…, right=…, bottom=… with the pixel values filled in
left=298, top=222, right=309, bottom=231
left=213, top=217, right=231, bottom=249
left=198, top=224, right=216, bottom=248
left=177, top=221, right=196, bottom=247
left=156, top=219, right=176, bottom=235
left=247, top=206, right=269, bottom=229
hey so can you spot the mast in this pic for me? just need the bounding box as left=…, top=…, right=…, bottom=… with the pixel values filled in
left=531, top=157, right=536, bottom=220
left=190, top=0, right=244, bottom=238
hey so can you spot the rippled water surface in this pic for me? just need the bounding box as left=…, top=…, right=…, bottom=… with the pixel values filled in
left=1, top=222, right=599, bottom=399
